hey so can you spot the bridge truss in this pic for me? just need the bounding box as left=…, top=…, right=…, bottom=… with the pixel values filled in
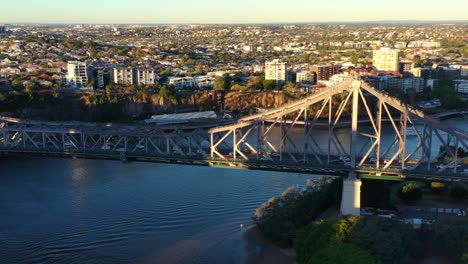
left=0, top=117, right=210, bottom=158
left=209, top=79, right=468, bottom=175
left=1, top=78, right=467, bottom=178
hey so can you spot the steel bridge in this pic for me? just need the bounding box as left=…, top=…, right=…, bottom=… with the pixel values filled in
left=1, top=78, right=467, bottom=183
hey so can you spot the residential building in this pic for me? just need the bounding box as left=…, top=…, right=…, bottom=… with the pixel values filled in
left=97, top=69, right=105, bottom=89
left=113, top=66, right=134, bottom=85
left=373, top=47, right=399, bottom=71
left=194, top=76, right=215, bottom=89
left=265, top=59, right=287, bottom=83
left=296, top=71, right=315, bottom=84
left=135, top=68, right=156, bottom=85
left=310, top=64, right=336, bottom=81
left=366, top=75, right=424, bottom=93
left=169, top=77, right=196, bottom=90
left=399, top=62, right=413, bottom=73
left=453, top=80, right=468, bottom=96
left=66, top=61, right=88, bottom=88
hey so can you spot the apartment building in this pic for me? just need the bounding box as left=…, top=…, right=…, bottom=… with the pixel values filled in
left=169, top=77, right=196, bottom=90
left=265, top=59, right=287, bottom=83
left=135, top=68, right=157, bottom=85
left=66, top=61, right=88, bottom=88
left=310, top=64, right=336, bottom=81
left=373, top=47, right=399, bottom=72
left=113, top=66, right=134, bottom=85
left=296, top=71, right=315, bottom=84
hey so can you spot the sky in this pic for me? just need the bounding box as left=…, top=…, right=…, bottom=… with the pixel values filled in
left=2, top=0, right=467, bottom=24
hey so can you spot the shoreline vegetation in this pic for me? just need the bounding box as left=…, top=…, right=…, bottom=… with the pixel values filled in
left=251, top=176, right=468, bottom=264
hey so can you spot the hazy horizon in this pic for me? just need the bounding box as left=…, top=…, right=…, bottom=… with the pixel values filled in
left=2, top=0, right=468, bottom=24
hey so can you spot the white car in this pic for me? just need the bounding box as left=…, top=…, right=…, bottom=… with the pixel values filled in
left=260, top=155, right=273, bottom=161
left=447, top=163, right=461, bottom=169
left=101, top=145, right=112, bottom=151
left=340, top=156, right=350, bottom=162
left=116, top=147, right=126, bottom=152
left=136, top=144, right=145, bottom=150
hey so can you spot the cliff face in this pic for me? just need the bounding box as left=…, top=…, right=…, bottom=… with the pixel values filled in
left=2, top=92, right=212, bottom=122
left=223, top=91, right=294, bottom=112
left=1, top=91, right=299, bottom=122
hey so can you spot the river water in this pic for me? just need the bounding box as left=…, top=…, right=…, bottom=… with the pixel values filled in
left=0, top=157, right=316, bottom=264
left=0, top=117, right=466, bottom=264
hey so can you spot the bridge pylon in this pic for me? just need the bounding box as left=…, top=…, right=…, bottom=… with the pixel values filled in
left=340, top=172, right=361, bottom=216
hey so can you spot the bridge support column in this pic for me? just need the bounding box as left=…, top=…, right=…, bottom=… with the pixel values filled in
left=340, top=172, right=361, bottom=216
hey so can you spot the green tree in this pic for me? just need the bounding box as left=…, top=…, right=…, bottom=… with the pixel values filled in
left=433, top=217, right=468, bottom=262
left=294, top=218, right=354, bottom=263
left=450, top=185, right=468, bottom=201
left=429, top=182, right=448, bottom=195
left=398, top=182, right=422, bottom=201
left=262, top=80, right=277, bottom=90
left=348, top=217, right=420, bottom=264
left=283, top=81, right=296, bottom=94
left=310, top=243, right=379, bottom=264
left=213, top=76, right=226, bottom=91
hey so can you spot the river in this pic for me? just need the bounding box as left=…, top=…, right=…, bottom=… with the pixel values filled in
left=0, top=157, right=316, bottom=264
left=0, top=117, right=466, bottom=263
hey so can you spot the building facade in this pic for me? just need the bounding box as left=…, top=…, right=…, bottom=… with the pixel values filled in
left=296, top=71, right=315, bottom=84
left=135, top=68, right=157, bottom=85
left=373, top=47, right=399, bottom=71
left=310, top=64, right=336, bottom=81
left=265, top=59, right=287, bottom=83
left=66, top=61, right=88, bottom=88
left=453, top=80, right=468, bottom=96
left=169, top=77, right=196, bottom=90
left=113, top=67, right=134, bottom=85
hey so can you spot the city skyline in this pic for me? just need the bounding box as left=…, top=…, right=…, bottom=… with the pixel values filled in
left=2, top=0, right=468, bottom=24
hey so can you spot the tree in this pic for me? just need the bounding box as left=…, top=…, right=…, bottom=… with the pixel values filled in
left=262, top=80, right=277, bottom=90
left=294, top=218, right=354, bottom=263
left=283, top=81, right=296, bottom=94
left=348, top=217, right=420, bottom=264
left=450, top=185, right=468, bottom=201
left=213, top=76, right=226, bottom=91
left=429, top=182, right=448, bottom=195
left=433, top=217, right=468, bottom=262
left=398, top=182, right=422, bottom=201
left=310, top=242, right=379, bottom=264
left=231, top=84, right=247, bottom=91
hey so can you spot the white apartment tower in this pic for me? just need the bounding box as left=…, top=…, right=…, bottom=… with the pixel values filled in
left=66, top=61, right=88, bottom=88
left=97, top=69, right=105, bottom=89
left=265, top=59, right=287, bottom=83
left=113, top=67, right=134, bottom=85
left=135, top=68, right=156, bottom=85
left=373, top=48, right=399, bottom=72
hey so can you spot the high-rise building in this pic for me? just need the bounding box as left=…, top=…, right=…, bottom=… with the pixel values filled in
left=97, top=69, right=105, bottom=89
left=113, top=66, right=134, bottom=85
left=135, top=68, right=157, bottom=85
left=265, top=59, right=287, bottom=83
left=310, top=64, right=336, bottom=81
left=373, top=48, right=399, bottom=72
left=296, top=71, right=315, bottom=84
left=66, top=61, right=88, bottom=88
left=0, top=26, right=6, bottom=34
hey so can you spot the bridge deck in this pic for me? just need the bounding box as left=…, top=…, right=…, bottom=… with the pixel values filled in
left=1, top=149, right=466, bottom=182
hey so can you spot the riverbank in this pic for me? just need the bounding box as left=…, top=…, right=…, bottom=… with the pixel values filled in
left=244, top=226, right=295, bottom=264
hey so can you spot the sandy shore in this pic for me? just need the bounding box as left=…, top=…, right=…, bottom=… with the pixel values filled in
left=243, top=226, right=295, bottom=264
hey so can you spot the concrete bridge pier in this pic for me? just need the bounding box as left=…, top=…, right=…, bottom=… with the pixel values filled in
left=340, top=172, right=361, bottom=216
